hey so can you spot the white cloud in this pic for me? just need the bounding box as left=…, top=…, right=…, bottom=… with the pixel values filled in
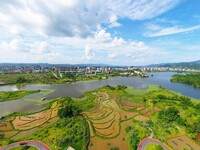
left=35, top=41, right=50, bottom=54
left=106, top=0, right=181, bottom=20
left=145, top=25, right=200, bottom=37
left=0, top=0, right=185, bottom=65
left=0, top=39, right=22, bottom=51
left=50, top=29, right=162, bottom=65
left=108, top=14, right=121, bottom=28
left=95, top=29, right=112, bottom=43
left=107, top=53, right=117, bottom=59
left=0, top=0, right=181, bottom=37
left=81, top=44, right=96, bottom=61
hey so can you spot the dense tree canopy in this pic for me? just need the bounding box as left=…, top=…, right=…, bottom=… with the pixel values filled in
left=158, top=107, right=181, bottom=123
left=58, top=97, right=81, bottom=118
left=171, top=73, right=200, bottom=88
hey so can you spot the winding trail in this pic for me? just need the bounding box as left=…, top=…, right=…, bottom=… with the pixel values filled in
left=138, top=138, right=170, bottom=150
left=0, top=140, right=51, bottom=150
left=147, top=127, right=154, bottom=138
left=141, top=122, right=154, bottom=138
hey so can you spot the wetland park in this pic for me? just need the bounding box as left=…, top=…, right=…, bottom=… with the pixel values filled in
left=0, top=72, right=200, bottom=150
left=1, top=1, right=200, bottom=149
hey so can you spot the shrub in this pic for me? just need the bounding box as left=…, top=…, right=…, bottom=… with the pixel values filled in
left=58, top=98, right=81, bottom=118
left=110, top=147, right=119, bottom=150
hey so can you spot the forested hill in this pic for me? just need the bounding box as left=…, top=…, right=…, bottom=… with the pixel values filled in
left=148, top=60, right=200, bottom=69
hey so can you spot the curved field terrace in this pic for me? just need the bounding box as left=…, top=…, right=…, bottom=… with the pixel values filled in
left=0, top=101, right=60, bottom=140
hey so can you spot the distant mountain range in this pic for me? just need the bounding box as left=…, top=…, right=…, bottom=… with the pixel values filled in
left=1, top=60, right=200, bottom=69
left=148, top=60, right=200, bottom=69
left=0, top=63, right=112, bottom=67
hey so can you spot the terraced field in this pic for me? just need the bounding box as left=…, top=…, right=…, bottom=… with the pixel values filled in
left=0, top=101, right=60, bottom=140
left=83, top=91, right=140, bottom=149
left=167, top=135, right=200, bottom=150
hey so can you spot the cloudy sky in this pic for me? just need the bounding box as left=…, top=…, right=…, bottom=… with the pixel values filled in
left=0, top=0, right=200, bottom=65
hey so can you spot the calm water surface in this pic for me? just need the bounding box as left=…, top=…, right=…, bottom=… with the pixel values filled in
left=0, top=72, right=200, bottom=117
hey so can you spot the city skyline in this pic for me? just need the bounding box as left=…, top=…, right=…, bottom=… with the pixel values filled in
left=0, top=0, right=200, bottom=65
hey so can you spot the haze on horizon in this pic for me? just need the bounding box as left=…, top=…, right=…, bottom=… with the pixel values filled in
left=0, top=0, right=200, bottom=66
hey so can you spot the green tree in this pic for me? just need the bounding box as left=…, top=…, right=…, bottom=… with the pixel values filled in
left=16, top=76, right=27, bottom=83
left=158, top=107, right=180, bottom=123
left=126, top=127, right=140, bottom=150
left=58, top=98, right=81, bottom=118
left=195, top=103, right=200, bottom=110
left=180, top=96, right=193, bottom=107
left=116, top=85, right=127, bottom=90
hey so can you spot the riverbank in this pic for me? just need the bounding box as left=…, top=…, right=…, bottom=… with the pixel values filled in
left=1, top=72, right=200, bottom=118
left=0, top=90, right=40, bottom=102
left=171, top=73, right=200, bottom=88
left=0, top=72, right=149, bottom=87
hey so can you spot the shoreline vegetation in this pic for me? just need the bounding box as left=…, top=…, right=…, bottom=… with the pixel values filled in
left=170, top=73, right=200, bottom=88
left=0, top=70, right=149, bottom=86
left=0, top=85, right=200, bottom=150
left=0, top=90, right=40, bottom=102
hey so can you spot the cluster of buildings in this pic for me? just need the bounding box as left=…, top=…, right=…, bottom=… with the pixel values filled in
left=0, top=65, right=50, bottom=74
left=0, top=64, right=199, bottom=75
left=127, top=67, right=200, bottom=72
left=59, top=66, right=112, bottom=74
left=0, top=65, right=113, bottom=75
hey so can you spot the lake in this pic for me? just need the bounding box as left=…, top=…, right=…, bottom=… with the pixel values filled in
left=0, top=72, right=200, bottom=117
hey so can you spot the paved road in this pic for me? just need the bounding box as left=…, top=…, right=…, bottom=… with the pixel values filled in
left=0, top=140, right=51, bottom=150
left=138, top=138, right=170, bottom=150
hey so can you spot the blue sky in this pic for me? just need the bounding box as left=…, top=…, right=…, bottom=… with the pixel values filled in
left=0, top=0, right=200, bottom=65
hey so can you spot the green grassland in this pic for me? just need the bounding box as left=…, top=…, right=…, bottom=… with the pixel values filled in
left=0, top=90, right=40, bottom=102
left=124, top=85, right=160, bottom=96
left=145, top=143, right=164, bottom=150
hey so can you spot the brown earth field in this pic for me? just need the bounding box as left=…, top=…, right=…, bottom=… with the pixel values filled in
left=13, top=109, right=52, bottom=130
left=0, top=121, right=13, bottom=131
left=105, top=100, right=138, bottom=120
left=121, top=100, right=143, bottom=109
left=84, top=91, right=141, bottom=150
left=0, top=101, right=60, bottom=139
left=84, top=91, right=139, bottom=139
left=0, top=131, right=19, bottom=139
left=134, top=115, right=149, bottom=122
left=11, top=127, right=41, bottom=140
left=89, top=119, right=133, bottom=150
left=136, top=107, right=145, bottom=111
left=167, top=135, right=200, bottom=150
left=140, top=107, right=151, bottom=117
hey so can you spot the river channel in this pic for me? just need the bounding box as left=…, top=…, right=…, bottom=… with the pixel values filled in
left=0, top=72, right=200, bottom=117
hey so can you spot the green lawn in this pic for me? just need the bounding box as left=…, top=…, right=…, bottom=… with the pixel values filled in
left=0, top=90, right=40, bottom=102
left=145, top=143, right=164, bottom=150
left=124, top=85, right=160, bottom=96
